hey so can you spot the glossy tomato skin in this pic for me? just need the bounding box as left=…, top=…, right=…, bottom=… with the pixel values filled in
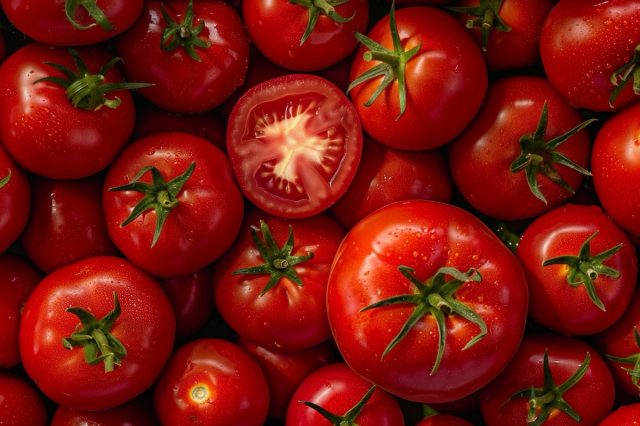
left=598, top=403, right=640, bottom=426
left=153, top=338, right=270, bottom=426
left=0, top=43, right=136, bottom=179
left=103, top=132, right=244, bottom=277
left=214, top=210, right=344, bottom=352
left=448, top=76, right=591, bottom=220
left=540, top=0, right=640, bottom=111
left=51, top=395, right=159, bottom=426
left=19, top=256, right=176, bottom=411
left=592, top=102, right=640, bottom=236
left=517, top=204, right=637, bottom=335
left=286, top=363, right=405, bottom=426
left=479, top=334, right=614, bottom=426
left=0, top=144, right=29, bottom=253
left=327, top=200, right=528, bottom=403
left=227, top=74, right=362, bottom=218
left=349, top=7, right=487, bottom=150
left=0, top=0, right=143, bottom=45
left=21, top=175, right=117, bottom=273
left=116, top=0, right=249, bottom=113
left=330, top=137, right=453, bottom=229
left=0, top=373, right=48, bottom=426
left=243, top=0, right=368, bottom=71
left=0, top=255, right=41, bottom=369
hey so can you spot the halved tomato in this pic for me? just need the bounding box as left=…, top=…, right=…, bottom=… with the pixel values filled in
left=227, top=74, right=362, bottom=218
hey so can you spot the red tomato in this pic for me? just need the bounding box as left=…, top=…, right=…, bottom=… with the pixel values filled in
left=21, top=175, right=117, bottom=273
left=0, top=255, right=40, bottom=369
left=0, top=44, right=138, bottom=179
left=227, top=74, right=362, bottom=218
left=153, top=338, right=270, bottom=426
left=348, top=6, right=487, bottom=150
left=540, top=0, right=640, bottom=111
left=19, top=256, right=176, bottom=411
left=598, top=403, right=640, bottom=426
left=479, top=334, right=614, bottom=426
left=517, top=204, right=637, bottom=335
left=214, top=210, right=344, bottom=352
left=417, top=413, right=474, bottom=426
left=327, top=200, right=528, bottom=403
left=51, top=395, right=158, bottom=426
left=285, top=363, right=405, bottom=426
left=592, top=101, right=640, bottom=236
left=116, top=0, right=249, bottom=113
left=103, top=132, right=244, bottom=277
left=0, top=0, right=143, bottom=45
left=0, top=373, right=48, bottom=426
left=0, top=144, right=29, bottom=253
left=242, top=0, right=368, bottom=71
left=448, top=76, right=593, bottom=220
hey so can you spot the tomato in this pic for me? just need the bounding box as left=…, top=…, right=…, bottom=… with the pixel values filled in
left=103, top=132, right=244, bottom=277
left=540, top=0, right=640, bottom=111
left=0, top=144, right=29, bottom=253
left=598, top=403, right=640, bottom=426
left=19, top=256, right=176, bottom=411
left=21, top=175, right=117, bottom=273
left=448, top=76, right=594, bottom=220
left=0, top=0, right=143, bottom=46
left=51, top=395, right=158, bottom=426
left=0, top=44, right=140, bottom=179
left=285, top=363, right=405, bottom=426
left=243, top=0, right=368, bottom=71
left=330, top=136, right=453, bottom=229
left=227, top=74, right=362, bottom=218
left=0, top=373, right=48, bottom=426
left=417, top=413, right=474, bottom=426
left=592, top=101, right=640, bottom=237
left=348, top=6, right=487, bottom=150
left=116, top=0, right=249, bottom=113
left=214, top=210, right=344, bottom=352
left=0, top=255, right=40, bottom=369
left=479, top=334, right=615, bottom=426
left=327, top=200, right=528, bottom=403
left=153, top=338, right=270, bottom=426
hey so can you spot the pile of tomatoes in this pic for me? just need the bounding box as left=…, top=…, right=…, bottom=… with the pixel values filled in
left=2, top=0, right=640, bottom=424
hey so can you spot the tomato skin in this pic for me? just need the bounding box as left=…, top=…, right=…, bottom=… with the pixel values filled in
left=51, top=395, right=159, bottom=426
left=448, top=76, right=591, bottom=220
left=592, top=102, right=640, bottom=236
left=540, top=0, right=640, bottom=112
left=285, top=363, right=405, bottom=426
left=479, top=334, right=615, bottom=426
left=349, top=7, right=487, bottom=151
left=0, top=373, right=48, bottom=426
left=0, top=144, right=29, bottom=253
left=243, top=0, right=368, bottom=71
left=153, top=338, right=270, bottom=426
left=327, top=200, right=528, bottom=403
left=214, top=210, right=344, bottom=352
left=598, top=403, right=640, bottom=426
left=116, top=0, right=249, bottom=113
left=103, top=132, right=244, bottom=277
left=0, top=255, right=41, bottom=369
left=19, top=256, right=176, bottom=411
left=416, top=414, right=474, bottom=426
left=0, top=43, right=136, bottom=179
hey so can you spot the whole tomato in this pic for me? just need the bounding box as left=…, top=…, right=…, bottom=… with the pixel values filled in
left=0, top=373, right=48, bottom=426
left=51, top=395, right=158, bottom=426
left=19, top=256, right=176, bottom=411
left=327, top=200, right=528, bottom=403
left=153, top=338, right=270, bottom=426
left=0, top=145, right=29, bottom=253
left=598, top=403, right=640, bottom=426
left=103, top=132, right=244, bottom=277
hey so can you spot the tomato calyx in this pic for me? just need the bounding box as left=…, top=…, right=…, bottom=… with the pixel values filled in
left=62, top=292, right=127, bottom=373
left=509, top=102, right=596, bottom=204
left=161, top=0, right=211, bottom=62
left=360, top=266, right=486, bottom=375
left=609, top=44, right=640, bottom=107
left=447, top=0, right=511, bottom=52
left=65, top=0, right=113, bottom=31
left=347, top=2, right=420, bottom=119
left=109, top=162, right=196, bottom=248
left=604, top=327, right=640, bottom=391
left=232, top=220, right=314, bottom=296
left=35, top=49, right=151, bottom=111
left=0, top=170, right=10, bottom=189
left=300, top=384, right=377, bottom=425
left=542, top=231, right=621, bottom=312
left=288, top=0, right=355, bottom=46
left=506, top=351, right=590, bottom=426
